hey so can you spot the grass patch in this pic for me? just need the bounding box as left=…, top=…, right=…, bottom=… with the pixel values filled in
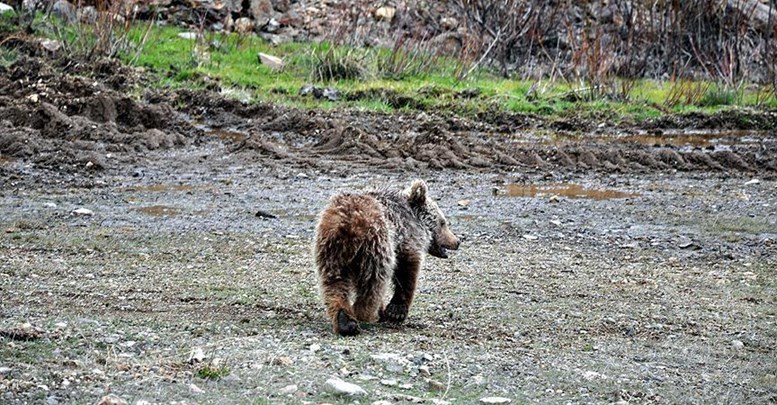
left=196, top=364, right=231, bottom=380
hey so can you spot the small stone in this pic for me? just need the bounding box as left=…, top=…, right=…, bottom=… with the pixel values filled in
left=44, top=202, right=58, bottom=208
left=324, top=377, right=367, bottom=396
left=97, top=395, right=127, bottom=405
left=374, top=6, right=396, bottom=21
left=309, top=343, right=321, bottom=352
left=480, top=397, right=511, bottom=404
left=418, top=364, right=431, bottom=376
left=272, top=356, right=293, bottom=366
left=399, top=383, right=413, bottom=390
left=279, top=384, right=297, bottom=394
left=744, top=179, right=760, bottom=186
left=250, top=0, right=273, bottom=27
left=189, top=383, right=204, bottom=394
left=522, top=234, right=538, bottom=241
left=0, top=366, right=12, bottom=375
left=457, top=199, right=470, bottom=209
left=372, top=401, right=393, bottom=405
left=258, top=52, right=284, bottom=70
left=234, top=17, right=254, bottom=33
left=188, top=347, right=206, bottom=364
left=731, top=340, right=745, bottom=350
left=178, top=32, right=199, bottom=40
left=427, top=379, right=445, bottom=391
left=52, top=0, right=76, bottom=22
left=380, top=379, right=398, bottom=387
left=548, top=195, right=560, bottom=203
left=0, top=3, right=14, bottom=15
left=440, top=17, right=458, bottom=31
left=71, top=208, right=94, bottom=216
left=40, top=39, right=62, bottom=52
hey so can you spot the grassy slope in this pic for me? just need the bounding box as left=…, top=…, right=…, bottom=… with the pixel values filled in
left=127, top=25, right=777, bottom=121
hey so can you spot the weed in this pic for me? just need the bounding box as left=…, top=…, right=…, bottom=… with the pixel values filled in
left=311, top=45, right=365, bottom=82
left=196, top=364, right=231, bottom=380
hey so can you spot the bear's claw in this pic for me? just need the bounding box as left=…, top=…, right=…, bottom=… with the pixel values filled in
left=379, top=303, right=408, bottom=323
left=336, top=310, right=360, bottom=336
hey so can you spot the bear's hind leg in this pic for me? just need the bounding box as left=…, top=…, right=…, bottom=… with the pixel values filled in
left=352, top=276, right=387, bottom=323
left=320, top=277, right=360, bottom=336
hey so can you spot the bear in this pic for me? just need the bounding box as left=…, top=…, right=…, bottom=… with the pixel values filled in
left=313, top=179, right=460, bottom=336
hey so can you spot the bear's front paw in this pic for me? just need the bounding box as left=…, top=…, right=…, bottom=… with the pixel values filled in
left=379, top=303, right=408, bottom=323
left=335, top=310, right=360, bottom=336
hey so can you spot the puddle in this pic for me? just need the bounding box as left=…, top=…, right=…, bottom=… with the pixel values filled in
left=133, top=205, right=182, bottom=216
left=619, top=130, right=769, bottom=149
left=208, top=128, right=248, bottom=143
left=504, top=183, right=639, bottom=200
left=129, top=184, right=194, bottom=193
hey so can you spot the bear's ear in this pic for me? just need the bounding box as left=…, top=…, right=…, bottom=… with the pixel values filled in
left=408, top=179, right=428, bottom=205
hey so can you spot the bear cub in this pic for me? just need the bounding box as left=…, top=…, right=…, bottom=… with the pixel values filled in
left=314, top=179, right=460, bottom=336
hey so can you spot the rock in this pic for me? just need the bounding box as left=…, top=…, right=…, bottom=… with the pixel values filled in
left=255, top=209, right=277, bottom=219
left=258, top=52, right=284, bottom=70
left=188, top=347, right=206, bottom=364
left=52, top=0, right=76, bottom=23
left=97, top=395, right=127, bottom=405
left=251, top=0, right=273, bottom=27
left=44, top=202, right=58, bottom=208
left=178, top=32, right=199, bottom=40
left=0, top=2, right=14, bottom=15
left=731, top=339, right=745, bottom=350
left=77, top=6, right=96, bottom=23
left=71, top=207, right=94, bottom=216
left=581, top=370, right=608, bottom=380
left=457, top=199, right=470, bottom=209
left=235, top=17, right=255, bottom=33
left=189, top=383, right=204, bottom=394
left=272, top=356, right=293, bottom=366
left=418, top=364, right=431, bottom=376
left=0, top=366, right=11, bottom=375
left=374, top=6, right=395, bottom=22
left=372, top=401, right=393, bottom=405
left=40, top=39, right=62, bottom=53
left=324, top=377, right=367, bottom=396
left=744, top=179, right=759, bottom=186
left=370, top=352, right=407, bottom=373
left=480, top=397, right=511, bottom=404
left=299, top=85, right=338, bottom=101
left=309, top=343, right=321, bottom=352
left=279, top=384, right=297, bottom=394
left=380, top=379, right=398, bottom=387
left=440, top=17, right=458, bottom=31
left=522, top=234, right=538, bottom=241
left=548, top=195, right=560, bottom=203
left=272, top=0, right=290, bottom=12
left=427, top=379, right=445, bottom=391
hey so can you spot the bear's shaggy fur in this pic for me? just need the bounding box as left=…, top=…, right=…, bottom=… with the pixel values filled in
left=314, top=179, right=460, bottom=336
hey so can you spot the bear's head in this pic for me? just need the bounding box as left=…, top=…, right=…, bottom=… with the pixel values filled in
left=407, top=179, right=460, bottom=259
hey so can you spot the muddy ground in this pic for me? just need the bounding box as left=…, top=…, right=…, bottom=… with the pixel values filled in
left=1, top=52, right=776, bottom=404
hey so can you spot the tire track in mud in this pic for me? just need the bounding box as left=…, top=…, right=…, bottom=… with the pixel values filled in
left=1, top=55, right=775, bottom=176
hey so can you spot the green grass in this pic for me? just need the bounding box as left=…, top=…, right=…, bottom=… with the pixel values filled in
left=4, top=14, right=775, bottom=119
left=195, top=364, right=231, bottom=380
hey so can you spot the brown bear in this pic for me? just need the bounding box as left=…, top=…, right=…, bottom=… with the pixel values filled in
left=314, top=179, right=460, bottom=336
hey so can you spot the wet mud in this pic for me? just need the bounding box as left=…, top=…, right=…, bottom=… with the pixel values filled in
left=1, top=52, right=776, bottom=183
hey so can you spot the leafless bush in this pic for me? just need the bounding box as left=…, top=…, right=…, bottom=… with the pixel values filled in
left=455, top=0, right=777, bottom=86
left=48, top=0, right=154, bottom=62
